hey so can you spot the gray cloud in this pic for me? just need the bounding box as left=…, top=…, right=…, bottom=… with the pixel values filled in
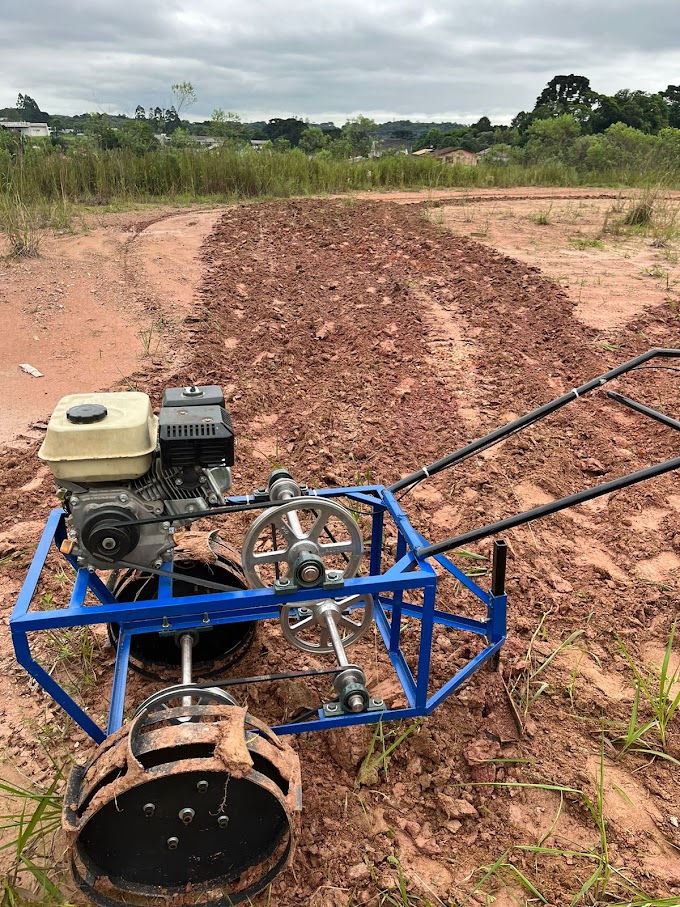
left=2, top=1, right=679, bottom=124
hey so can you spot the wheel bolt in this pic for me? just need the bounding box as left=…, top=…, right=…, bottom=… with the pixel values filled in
left=143, top=803, right=155, bottom=817
left=217, top=815, right=229, bottom=828
left=196, top=780, right=209, bottom=793
left=179, top=808, right=195, bottom=825
left=167, top=837, right=179, bottom=850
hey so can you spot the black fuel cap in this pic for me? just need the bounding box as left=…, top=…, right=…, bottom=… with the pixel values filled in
left=66, top=403, right=108, bottom=424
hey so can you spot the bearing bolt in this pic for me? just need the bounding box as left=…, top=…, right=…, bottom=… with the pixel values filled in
left=167, top=837, right=179, bottom=850
left=217, top=815, right=229, bottom=828
left=179, top=808, right=195, bottom=825
left=143, top=803, right=155, bottom=817
left=196, top=780, right=209, bottom=793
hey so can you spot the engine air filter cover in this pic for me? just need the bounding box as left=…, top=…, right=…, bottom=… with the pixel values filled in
left=159, top=404, right=235, bottom=468
left=162, top=385, right=225, bottom=408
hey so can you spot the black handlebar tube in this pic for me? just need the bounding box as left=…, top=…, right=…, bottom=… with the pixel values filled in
left=416, top=455, right=680, bottom=560
left=388, top=348, right=680, bottom=494
left=607, top=391, right=680, bottom=433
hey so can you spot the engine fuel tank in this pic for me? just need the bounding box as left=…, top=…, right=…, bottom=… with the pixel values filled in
left=39, top=392, right=158, bottom=482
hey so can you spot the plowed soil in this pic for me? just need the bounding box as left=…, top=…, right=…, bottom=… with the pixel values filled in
left=0, top=195, right=679, bottom=906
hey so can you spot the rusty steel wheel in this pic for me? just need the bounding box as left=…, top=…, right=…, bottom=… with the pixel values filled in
left=108, top=559, right=257, bottom=681
left=64, top=694, right=301, bottom=907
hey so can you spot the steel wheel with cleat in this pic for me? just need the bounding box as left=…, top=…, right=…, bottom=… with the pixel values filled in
left=65, top=691, right=301, bottom=907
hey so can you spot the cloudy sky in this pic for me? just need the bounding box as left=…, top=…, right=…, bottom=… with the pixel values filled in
left=2, top=0, right=679, bottom=125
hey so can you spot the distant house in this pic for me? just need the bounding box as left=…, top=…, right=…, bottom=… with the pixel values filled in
left=376, top=138, right=411, bottom=155
left=431, top=146, right=477, bottom=166
left=0, top=120, right=50, bottom=138
left=250, top=139, right=268, bottom=151
left=412, top=148, right=433, bottom=156
left=191, top=135, right=223, bottom=149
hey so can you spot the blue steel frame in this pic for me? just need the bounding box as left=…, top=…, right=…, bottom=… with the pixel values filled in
left=10, top=485, right=507, bottom=745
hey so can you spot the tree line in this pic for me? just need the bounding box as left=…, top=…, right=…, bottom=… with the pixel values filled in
left=2, top=74, right=680, bottom=164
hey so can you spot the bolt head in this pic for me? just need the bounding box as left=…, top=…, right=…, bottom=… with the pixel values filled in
left=167, top=836, right=179, bottom=850
left=143, top=803, right=155, bottom=817
left=217, top=815, right=229, bottom=828
left=196, top=780, right=209, bottom=793
left=179, top=808, right=195, bottom=825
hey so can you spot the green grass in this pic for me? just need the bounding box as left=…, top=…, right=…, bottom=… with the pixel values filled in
left=3, top=147, right=680, bottom=214
left=614, top=620, right=680, bottom=755
left=569, top=237, right=604, bottom=250
left=0, top=775, right=68, bottom=906
left=457, top=750, right=674, bottom=907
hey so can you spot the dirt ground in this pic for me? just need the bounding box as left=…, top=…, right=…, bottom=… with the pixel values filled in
left=0, top=190, right=679, bottom=906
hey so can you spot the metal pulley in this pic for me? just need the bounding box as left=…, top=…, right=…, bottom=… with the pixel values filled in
left=279, top=594, right=374, bottom=653
left=241, top=472, right=363, bottom=590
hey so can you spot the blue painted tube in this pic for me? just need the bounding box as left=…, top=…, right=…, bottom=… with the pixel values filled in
left=107, top=631, right=131, bottom=735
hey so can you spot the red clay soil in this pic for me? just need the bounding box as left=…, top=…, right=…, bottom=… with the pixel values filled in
left=0, top=198, right=679, bottom=905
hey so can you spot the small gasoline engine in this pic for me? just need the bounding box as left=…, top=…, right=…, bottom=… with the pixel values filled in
left=11, top=349, right=680, bottom=905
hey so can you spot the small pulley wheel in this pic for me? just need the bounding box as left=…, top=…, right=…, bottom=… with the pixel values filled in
left=108, top=560, right=256, bottom=680
left=65, top=701, right=301, bottom=907
left=242, top=497, right=363, bottom=589
left=279, top=594, right=374, bottom=653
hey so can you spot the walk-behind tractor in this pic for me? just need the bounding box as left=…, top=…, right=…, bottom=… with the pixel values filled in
left=11, top=349, right=680, bottom=905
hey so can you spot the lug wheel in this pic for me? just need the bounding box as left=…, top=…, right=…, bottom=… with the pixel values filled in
left=65, top=698, right=301, bottom=907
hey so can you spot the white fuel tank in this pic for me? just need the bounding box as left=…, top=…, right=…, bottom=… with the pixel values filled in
left=38, top=392, right=158, bottom=482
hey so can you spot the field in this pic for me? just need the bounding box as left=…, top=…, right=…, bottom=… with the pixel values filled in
left=0, top=189, right=679, bottom=906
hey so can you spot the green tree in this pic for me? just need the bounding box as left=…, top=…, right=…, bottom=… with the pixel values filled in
left=342, top=115, right=378, bottom=156
left=118, top=120, right=157, bottom=154
left=171, top=82, right=197, bottom=116
left=524, top=114, right=582, bottom=163
left=210, top=109, right=247, bottom=142
left=585, top=122, right=657, bottom=169
left=16, top=93, right=47, bottom=122
left=660, top=85, right=680, bottom=128
left=264, top=117, right=306, bottom=146
left=612, top=90, right=669, bottom=134
left=84, top=113, right=120, bottom=150
left=413, top=127, right=444, bottom=151
left=134, top=105, right=147, bottom=120
left=164, top=106, right=182, bottom=134
left=535, top=74, right=592, bottom=111
left=298, top=126, right=328, bottom=154
left=167, top=127, right=192, bottom=148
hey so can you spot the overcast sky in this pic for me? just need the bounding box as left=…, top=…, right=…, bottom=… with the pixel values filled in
left=2, top=1, right=679, bottom=125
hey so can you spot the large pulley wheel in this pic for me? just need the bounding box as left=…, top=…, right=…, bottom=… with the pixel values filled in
left=108, top=560, right=256, bottom=680
left=65, top=699, right=301, bottom=907
left=280, top=594, right=374, bottom=654
left=242, top=497, right=363, bottom=588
